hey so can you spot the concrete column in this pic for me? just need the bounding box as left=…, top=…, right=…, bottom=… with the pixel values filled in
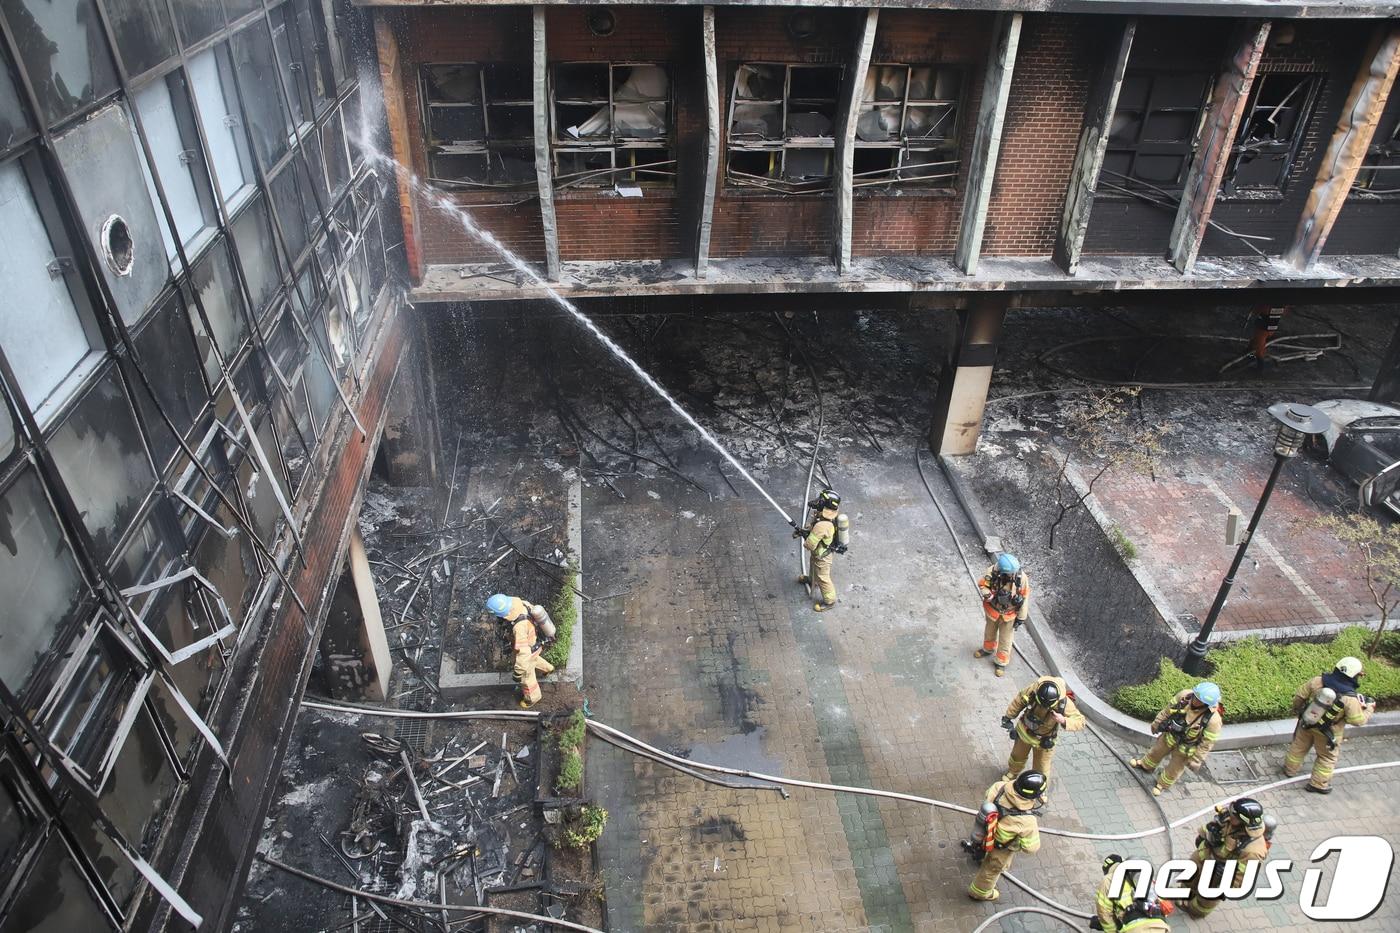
left=1167, top=19, right=1270, bottom=274
left=695, top=6, right=720, bottom=278
left=532, top=5, right=561, bottom=280
left=833, top=9, right=879, bottom=275
left=318, top=530, right=393, bottom=701
left=928, top=296, right=1008, bottom=456
left=1285, top=25, right=1400, bottom=271
left=373, top=12, right=423, bottom=283
left=378, top=342, right=439, bottom=487
left=1053, top=18, right=1136, bottom=275
left=955, top=13, right=1022, bottom=275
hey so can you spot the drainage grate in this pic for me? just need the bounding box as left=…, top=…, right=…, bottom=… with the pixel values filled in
left=1203, top=749, right=1261, bottom=784
left=393, top=719, right=430, bottom=753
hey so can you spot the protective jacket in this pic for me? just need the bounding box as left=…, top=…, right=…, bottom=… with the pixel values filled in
left=1292, top=672, right=1372, bottom=742
left=1005, top=675, right=1086, bottom=746
left=1094, top=872, right=1133, bottom=932
left=983, top=780, right=1041, bottom=853
left=979, top=567, right=1030, bottom=624
left=1151, top=689, right=1224, bottom=760
left=1194, top=810, right=1268, bottom=876
left=803, top=507, right=839, bottom=560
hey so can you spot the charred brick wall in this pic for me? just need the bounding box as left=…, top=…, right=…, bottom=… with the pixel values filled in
left=981, top=14, right=1096, bottom=257
left=395, top=8, right=546, bottom=265
left=547, top=5, right=697, bottom=261
left=709, top=7, right=861, bottom=258
left=1203, top=20, right=1373, bottom=258
left=1082, top=17, right=1234, bottom=256
left=849, top=10, right=991, bottom=257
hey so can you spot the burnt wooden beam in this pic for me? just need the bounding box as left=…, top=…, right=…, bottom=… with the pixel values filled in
left=1052, top=18, right=1136, bottom=275
left=532, top=5, right=561, bottom=280
left=695, top=5, right=720, bottom=278
left=1167, top=19, right=1270, bottom=274
left=1286, top=25, right=1400, bottom=271
left=834, top=9, right=880, bottom=275
left=955, top=12, right=1022, bottom=275
left=373, top=12, right=423, bottom=283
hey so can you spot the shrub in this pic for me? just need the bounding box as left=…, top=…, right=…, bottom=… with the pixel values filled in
left=556, top=709, right=586, bottom=751
left=1113, top=627, right=1400, bottom=722
left=563, top=804, right=608, bottom=849
left=542, top=567, right=578, bottom=670
left=1110, top=525, right=1138, bottom=562
left=556, top=747, right=583, bottom=794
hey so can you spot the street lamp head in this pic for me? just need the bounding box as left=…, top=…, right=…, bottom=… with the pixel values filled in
left=1267, top=402, right=1331, bottom=458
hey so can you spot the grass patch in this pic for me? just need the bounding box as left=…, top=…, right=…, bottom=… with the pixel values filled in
left=1109, top=525, right=1138, bottom=562
left=556, top=709, right=586, bottom=751
left=1113, top=626, right=1400, bottom=722
left=562, top=804, right=608, bottom=849
left=556, top=747, right=583, bottom=794
left=542, top=565, right=579, bottom=670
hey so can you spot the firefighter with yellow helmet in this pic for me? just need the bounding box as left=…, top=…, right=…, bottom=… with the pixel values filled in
left=962, top=770, right=1044, bottom=902
left=1130, top=681, right=1223, bottom=796
left=1283, top=656, right=1375, bottom=793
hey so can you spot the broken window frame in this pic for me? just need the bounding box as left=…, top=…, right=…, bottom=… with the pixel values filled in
left=1101, top=69, right=1212, bottom=194
left=726, top=62, right=844, bottom=193
left=1221, top=72, right=1323, bottom=196
left=418, top=62, right=538, bottom=190
left=852, top=63, right=965, bottom=191
left=31, top=610, right=155, bottom=796
left=549, top=62, right=675, bottom=190
left=1355, top=96, right=1400, bottom=196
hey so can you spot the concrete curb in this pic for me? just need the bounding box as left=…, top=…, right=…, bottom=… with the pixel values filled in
left=939, top=453, right=1400, bottom=749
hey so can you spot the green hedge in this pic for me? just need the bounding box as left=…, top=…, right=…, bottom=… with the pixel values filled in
left=542, top=567, right=579, bottom=670
left=1113, top=627, right=1400, bottom=722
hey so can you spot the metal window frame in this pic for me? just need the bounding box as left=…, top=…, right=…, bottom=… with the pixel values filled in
left=852, top=62, right=966, bottom=190
left=1103, top=68, right=1213, bottom=192
left=1222, top=71, right=1324, bottom=194
left=549, top=61, right=674, bottom=189
left=726, top=61, right=844, bottom=192
left=418, top=60, right=540, bottom=190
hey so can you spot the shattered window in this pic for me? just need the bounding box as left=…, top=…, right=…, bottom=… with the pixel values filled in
left=420, top=62, right=537, bottom=189
left=105, top=0, right=178, bottom=78
left=1356, top=93, right=1400, bottom=195
left=854, top=64, right=963, bottom=189
left=552, top=63, right=673, bottom=189
left=1102, top=70, right=1210, bottom=193
left=232, top=19, right=291, bottom=169
left=1, top=0, right=118, bottom=125
left=1223, top=73, right=1321, bottom=193
left=727, top=63, right=842, bottom=192
left=131, top=290, right=207, bottom=472
left=0, top=43, right=31, bottom=151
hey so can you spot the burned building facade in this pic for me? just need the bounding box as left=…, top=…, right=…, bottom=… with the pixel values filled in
left=1, top=1, right=1400, bottom=932
left=0, top=0, right=416, bottom=930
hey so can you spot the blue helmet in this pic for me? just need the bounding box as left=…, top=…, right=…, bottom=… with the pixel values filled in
left=486, top=594, right=513, bottom=618
left=1193, top=682, right=1221, bottom=707
left=995, top=553, right=1021, bottom=575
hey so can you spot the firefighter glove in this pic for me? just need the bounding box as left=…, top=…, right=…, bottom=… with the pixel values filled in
left=1041, top=736, right=1055, bottom=750
left=1000, top=716, right=1015, bottom=732
left=833, top=543, right=848, bottom=554
left=792, top=527, right=806, bottom=539
left=1013, top=617, right=1025, bottom=630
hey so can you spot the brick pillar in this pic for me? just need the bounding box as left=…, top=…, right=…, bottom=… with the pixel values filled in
left=318, top=530, right=393, bottom=701
left=928, top=296, right=1007, bottom=456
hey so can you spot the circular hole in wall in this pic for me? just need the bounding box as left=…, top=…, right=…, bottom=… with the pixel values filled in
left=101, top=214, right=134, bottom=277
left=587, top=8, right=616, bottom=37
left=787, top=13, right=821, bottom=41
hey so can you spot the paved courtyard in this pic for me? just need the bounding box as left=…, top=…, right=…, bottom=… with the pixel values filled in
left=583, top=440, right=1400, bottom=932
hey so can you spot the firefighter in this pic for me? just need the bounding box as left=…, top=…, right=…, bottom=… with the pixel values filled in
left=794, top=488, right=845, bottom=612
left=1091, top=854, right=1174, bottom=931
left=975, top=553, right=1029, bottom=677
left=964, top=770, right=1044, bottom=902
left=1183, top=798, right=1269, bottom=919
left=1130, top=682, right=1224, bottom=796
left=1283, top=656, right=1376, bottom=794
left=486, top=593, right=555, bottom=708
left=1000, top=675, right=1085, bottom=782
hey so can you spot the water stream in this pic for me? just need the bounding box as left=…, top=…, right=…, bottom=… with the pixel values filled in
left=354, top=99, right=797, bottom=526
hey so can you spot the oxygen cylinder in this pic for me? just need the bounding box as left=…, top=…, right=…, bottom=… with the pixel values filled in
left=528, top=603, right=556, bottom=640
left=960, top=801, right=998, bottom=862
left=1300, top=687, right=1337, bottom=726
left=835, top=514, right=851, bottom=549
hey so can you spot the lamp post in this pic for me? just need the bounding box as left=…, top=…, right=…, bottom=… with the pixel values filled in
left=1182, top=403, right=1331, bottom=676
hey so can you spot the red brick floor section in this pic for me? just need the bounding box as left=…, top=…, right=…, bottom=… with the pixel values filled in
left=1093, top=455, right=1374, bottom=633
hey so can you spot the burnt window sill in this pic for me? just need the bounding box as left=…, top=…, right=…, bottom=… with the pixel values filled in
left=853, top=186, right=958, bottom=200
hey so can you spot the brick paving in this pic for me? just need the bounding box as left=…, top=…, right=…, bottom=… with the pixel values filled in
left=582, top=442, right=1400, bottom=932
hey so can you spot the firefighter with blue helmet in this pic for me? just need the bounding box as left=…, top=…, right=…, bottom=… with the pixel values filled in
left=486, top=593, right=555, bottom=708
left=1130, top=681, right=1224, bottom=796
left=975, top=552, right=1030, bottom=677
